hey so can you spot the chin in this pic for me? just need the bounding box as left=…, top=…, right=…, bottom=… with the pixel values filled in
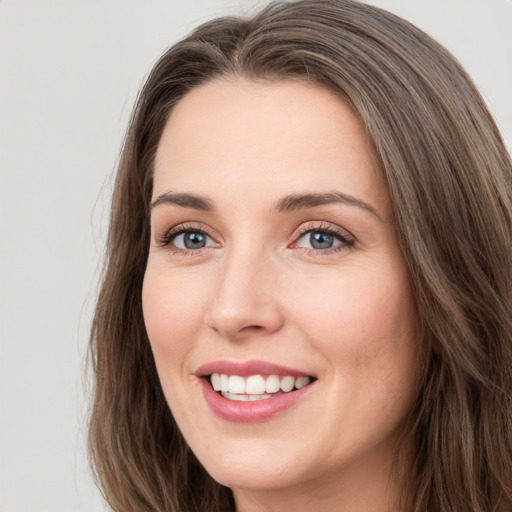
left=208, top=464, right=302, bottom=493
left=195, top=442, right=308, bottom=492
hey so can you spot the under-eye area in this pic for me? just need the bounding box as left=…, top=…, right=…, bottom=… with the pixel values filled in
left=205, top=373, right=317, bottom=402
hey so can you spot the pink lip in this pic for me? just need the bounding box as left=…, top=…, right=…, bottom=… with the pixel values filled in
left=195, top=359, right=315, bottom=378
left=195, top=360, right=317, bottom=423
left=199, top=378, right=315, bottom=423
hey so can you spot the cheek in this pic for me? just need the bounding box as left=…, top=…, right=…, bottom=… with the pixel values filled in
left=288, top=260, right=418, bottom=391
left=292, top=265, right=414, bottom=339
left=142, top=266, right=207, bottom=369
left=142, top=265, right=217, bottom=445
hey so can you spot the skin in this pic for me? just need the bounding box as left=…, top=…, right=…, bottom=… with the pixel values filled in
left=143, top=78, right=420, bottom=512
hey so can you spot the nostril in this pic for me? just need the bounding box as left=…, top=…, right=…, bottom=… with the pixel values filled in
left=239, top=325, right=265, bottom=334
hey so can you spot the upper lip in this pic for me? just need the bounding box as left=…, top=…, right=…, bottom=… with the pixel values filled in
left=196, top=360, right=315, bottom=378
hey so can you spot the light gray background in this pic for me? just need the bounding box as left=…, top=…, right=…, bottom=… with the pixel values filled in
left=1, top=1, right=511, bottom=511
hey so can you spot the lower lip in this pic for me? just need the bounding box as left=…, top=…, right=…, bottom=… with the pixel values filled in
left=199, top=378, right=315, bottom=423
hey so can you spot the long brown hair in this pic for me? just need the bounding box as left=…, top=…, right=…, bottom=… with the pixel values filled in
left=88, top=1, right=512, bottom=510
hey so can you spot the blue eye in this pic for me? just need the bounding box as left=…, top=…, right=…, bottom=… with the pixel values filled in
left=294, top=225, right=354, bottom=252
left=309, top=232, right=336, bottom=249
left=172, top=231, right=214, bottom=250
left=297, top=231, right=342, bottom=250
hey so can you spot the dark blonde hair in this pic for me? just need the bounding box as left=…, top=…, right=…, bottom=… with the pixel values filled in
left=89, top=1, right=512, bottom=510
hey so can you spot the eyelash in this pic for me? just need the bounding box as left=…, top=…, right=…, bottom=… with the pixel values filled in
left=292, top=222, right=355, bottom=255
left=158, top=221, right=355, bottom=256
left=158, top=223, right=214, bottom=256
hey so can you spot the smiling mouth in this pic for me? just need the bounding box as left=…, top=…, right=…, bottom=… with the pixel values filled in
left=207, top=373, right=316, bottom=402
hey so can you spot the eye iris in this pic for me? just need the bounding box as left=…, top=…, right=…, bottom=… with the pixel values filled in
left=310, top=232, right=333, bottom=249
left=184, top=232, right=206, bottom=249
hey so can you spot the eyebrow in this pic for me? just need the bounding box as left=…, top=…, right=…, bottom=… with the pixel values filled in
left=273, top=192, right=381, bottom=219
left=150, top=191, right=380, bottom=219
left=150, top=192, right=214, bottom=212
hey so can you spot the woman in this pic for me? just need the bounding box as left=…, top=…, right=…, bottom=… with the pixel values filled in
left=88, top=0, right=512, bottom=510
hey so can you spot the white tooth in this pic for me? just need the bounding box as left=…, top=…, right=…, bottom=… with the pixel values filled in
left=228, top=375, right=246, bottom=394
left=249, top=393, right=272, bottom=401
left=246, top=375, right=266, bottom=394
left=280, top=375, right=295, bottom=392
left=221, top=391, right=272, bottom=401
left=222, top=392, right=249, bottom=401
left=295, top=376, right=311, bottom=389
left=211, top=373, right=221, bottom=391
left=265, top=375, right=280, bottom=393
left=220, top=374, right=229, bottom=392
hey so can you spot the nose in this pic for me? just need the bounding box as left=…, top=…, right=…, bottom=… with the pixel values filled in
left=204, top=247, right=284, bottom=340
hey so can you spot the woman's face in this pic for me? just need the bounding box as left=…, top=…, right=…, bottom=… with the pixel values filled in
left=143, top=79, right=420, bottom=508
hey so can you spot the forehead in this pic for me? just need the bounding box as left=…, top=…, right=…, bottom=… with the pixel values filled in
left=153, top=79, right=389, bottom=217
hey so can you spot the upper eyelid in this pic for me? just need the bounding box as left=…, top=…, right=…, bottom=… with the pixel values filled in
left=162, top=222, right=215, bottom=237
left=293, top=221, right=354, bottom=239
